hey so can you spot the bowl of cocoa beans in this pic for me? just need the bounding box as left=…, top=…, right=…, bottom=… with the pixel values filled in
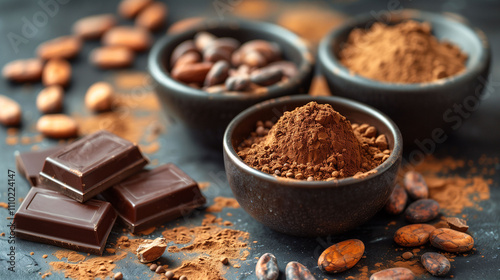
left=318, top=10, right=491, bottom=150
left=223, top=95, right=403, bottom=236
left=149, top=19, right=314, bottom=148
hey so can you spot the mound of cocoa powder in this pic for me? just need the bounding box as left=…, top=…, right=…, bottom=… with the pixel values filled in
left=237, top=102, right=390, bottom=181
left=339, top=20, right=467, bottom=84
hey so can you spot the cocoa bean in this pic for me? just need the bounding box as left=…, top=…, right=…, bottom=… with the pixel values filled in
left=265, top=61, right=298, bottom=78
left=446, top=217, right=469, bottom=232
left=194, top=32, right=216, bottom=51
left=37, top=86, right=64, bottom=114
left=102, top=26, right=152, bottom=52
left=167, top=17, right=204, bottom=34
left=203, top=45, right=232, bottom=63
left=376, top=134, right=388, bottom=150
left=242, top=50, right=267, bottom=68
left=170, top=40, right=198, bottom=67
left=240, top=40, right=281, bottom=62
left=393, top=224, right=436, bottom=247
left=318, top=239, right=364, bottom=273
left=85, top=82, right=114, bottom=112
left=404, top=199, right=440, bottom=223
left=36, top=36, right=82, bottom=60
left=2, top=59, right=43, bottom=83
left=37, top=114, right=78, bottom=138
left=225, top=75, right=250, bottom=91
left=204, top=61, right=230, bottom=87
left=421, top=252, right=450, bottom=276
left=90, top=46, right=135, bottom=69
left=206, top=37, right=240, bottom=54
left=384, top=184, right=408, bottom=215
left=256, top=253, right=279, bottom=280
left=42, top=59, right=71, bottom=87
left=251, top=67, right=283, bottom=86
left=171, top=62, right=213, bottom=83
left=73, top=14, right=117, bottom=40
left=118, top=0, right=152, bottom=19
left=136, top=237, right=167, bottom=263
left=136, top=2, right=168, bottom=31
left=403, top=171, right=429, bottom=200
left=429, top=228, right=474, bottom=253
left=370, top=267, right=415, bottom=280
left=0, top=95, right=22, bottom=126
left=285, top=262, right=316, bottom=280
left=174, top=52, right=202, bottom=69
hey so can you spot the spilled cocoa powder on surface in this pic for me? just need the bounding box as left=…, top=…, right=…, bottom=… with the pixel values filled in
left=206, top=197, right=241, bottom=213
left=238, top=102, right=389, bottom=180
left=340, top=20, right=467, bottom=83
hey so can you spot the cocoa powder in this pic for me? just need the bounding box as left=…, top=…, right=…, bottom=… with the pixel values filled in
left=238, top=102, right=390, bottom=180
left=340, top=20, right=467, bottom=83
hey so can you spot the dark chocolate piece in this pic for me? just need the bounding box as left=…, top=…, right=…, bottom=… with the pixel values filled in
left=101, top=163, right=206, bottom=233
left=39, top=130, right=149, bottom=202
left=15, top=146, right=63, bottom=186
left=14, top=187, right=117, bottom=255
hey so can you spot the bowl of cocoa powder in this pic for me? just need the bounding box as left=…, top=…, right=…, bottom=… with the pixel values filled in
left=149, top=19, right=314, bottom=148
left=223, top=95, right=402, bottom=236
left=318, top=10, right=490, bottom=149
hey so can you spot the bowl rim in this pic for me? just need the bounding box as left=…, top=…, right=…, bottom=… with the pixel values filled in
left=148, top=18, right=314, bottom=101
left=223, top=95, right=403, bottom=188
left=318, top=9, right=491, bottom=91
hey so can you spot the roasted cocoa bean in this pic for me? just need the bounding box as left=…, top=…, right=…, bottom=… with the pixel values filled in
left=375, top=134, right=388, bottom=150
left=90, top=46, right=135, bottom=69
left=118, top=0, right=152, bottom=19
left=42, top=59, right=71, bottom=87
left=429, top=228, right=474, bottom=253
left=251, top=67, right=284, bottom=86
left=174, top=52, right=202, bottom=69
left=318, top=239, right=364, bottom=273
left=384, top=184, right=408, bottom=215
left=194, top=32, right=217, bottom=51
left=265, top=61, right=298, bottom=78
left=403, top=171, right=429, bottom=200
left=102, top=26, right=152, bottom=52
left=446, top=217, right=469, bottom=232
left=256, top=253, right=279, bottom=280
left=85, top=82, right=114, bottom=112
left=240, top=40, right=281, bottom=62
left=37, top=114, right=78, bottom=138
left=370, top=267, right=415, bottom=280
left=36, top=36, right=82, bottom=60
left=2, top=59, right=43, bottom=83
left=206, top=37, right=240, bottom=54
left=73, top=14, right=117, bottom=40
left=0, top=95, right=22, bottom=126
left=136, top=2, right=168, bottom=31
left=421, top=252, right=450, bottom=276
left=285, top=262, right=316, bottom=280
left=170, top=40, right=198, bottom=67
left=136, top=237, right=167, bottom=263
left=204, top=61, right=230, bottom=87
left=393, top=224, right=436, bottom=247
left=242, top=50, right=267, bottom=68
left=171, top=62, right=213, bottom=83
left=37, top=86, right=64, bottom=114
left=404, top=199, right=440, bottom=223
left=225, top=75, right=251, bottom=91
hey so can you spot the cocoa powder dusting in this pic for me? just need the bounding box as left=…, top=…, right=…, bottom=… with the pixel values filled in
left=206, top=197, right=241, bottom=213
left=238, top=102, right=389, bottom=180
left=340, top=20, right=467, bottom=83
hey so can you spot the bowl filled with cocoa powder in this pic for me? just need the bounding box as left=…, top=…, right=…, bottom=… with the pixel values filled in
left=149, top=18, right=314, bottom=147
left=318, top=10, right=490, bottom=148
left=223, top=95, right=402, bottom=236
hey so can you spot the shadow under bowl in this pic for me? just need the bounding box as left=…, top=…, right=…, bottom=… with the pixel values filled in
left=223, top=95, right=402, bottom=237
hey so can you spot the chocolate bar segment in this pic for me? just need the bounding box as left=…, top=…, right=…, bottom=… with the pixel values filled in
left=39, top=130, right=149, bottom=202
left=14, top=187, right=117, bottom=255
left=101, top=163, right=206, bottom=233
left=15, top=146, right=63, bottom=186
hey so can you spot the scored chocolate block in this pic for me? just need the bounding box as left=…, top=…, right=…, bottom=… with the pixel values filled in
left=15, top=146, right=63, bottom=186
left=101, top=163, right=206, bottom=233
left=39, top=130, right=149, bottom=202
left=14, top=187, right=117, bottom=255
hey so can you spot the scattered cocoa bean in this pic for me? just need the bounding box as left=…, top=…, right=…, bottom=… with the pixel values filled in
left=285, top=261, right=316, bottom=280
left=171, top=62, right=213, bottom=83
left=2, top=59, right=43, bottom=83
left=393, top=224, right=436, bottom=247
left=73, top=14, right=117, bottom=40
left=37, top=114, right=78, bottom=138
left=370, top=267, right=415, bottom=280
left=429, top=228, right=474, bottom=253
left=90, top=46, right=135, bottom=69
left=404, top=199, right=440, bottom=223
left=401, top=252, right=413, bottom=260
left=179, top=276, right=187, bottom=280
left=226, top=75, right=251, bottom=91
left=37, top=86, right=64, bottom=114
left=318, top=239, right=364, bottom=273
left=36, top=36, right=82, bottom=60
left=256, top=253, right=279, bottom=280
left=118, top=0, right=152, bottom=19
left=136, top=237, right=167, bottom=263
left=0, top=95, right=22, bottom=126
left=155, top=265, right=165, bottom=274
left=114, top=272, right=123, bottom=280
left=384, top=184, right=408, bottom=215
left=136, top=2, right=168, bottom=31
left=102, top=26, right=152, bottom=52
left=149, top=263, right=158, bottom=271
left=42, top=59, right=71, bottom=87
left=204, top=61, right=230, bottom=87
left=421, top=252, right=450, bottom=276
left=403, top=171, right=429, bottom=200
left=85, top=82, right=114, bottom=112
left=446, top=217, right=469, bottom=232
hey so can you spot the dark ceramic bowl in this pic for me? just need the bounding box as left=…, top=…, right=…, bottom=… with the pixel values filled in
left=223, top=95, right=403, bottom=237
left=149, top=19, right=314, bottom=148
left=318, top=10, right=490, bottom=149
